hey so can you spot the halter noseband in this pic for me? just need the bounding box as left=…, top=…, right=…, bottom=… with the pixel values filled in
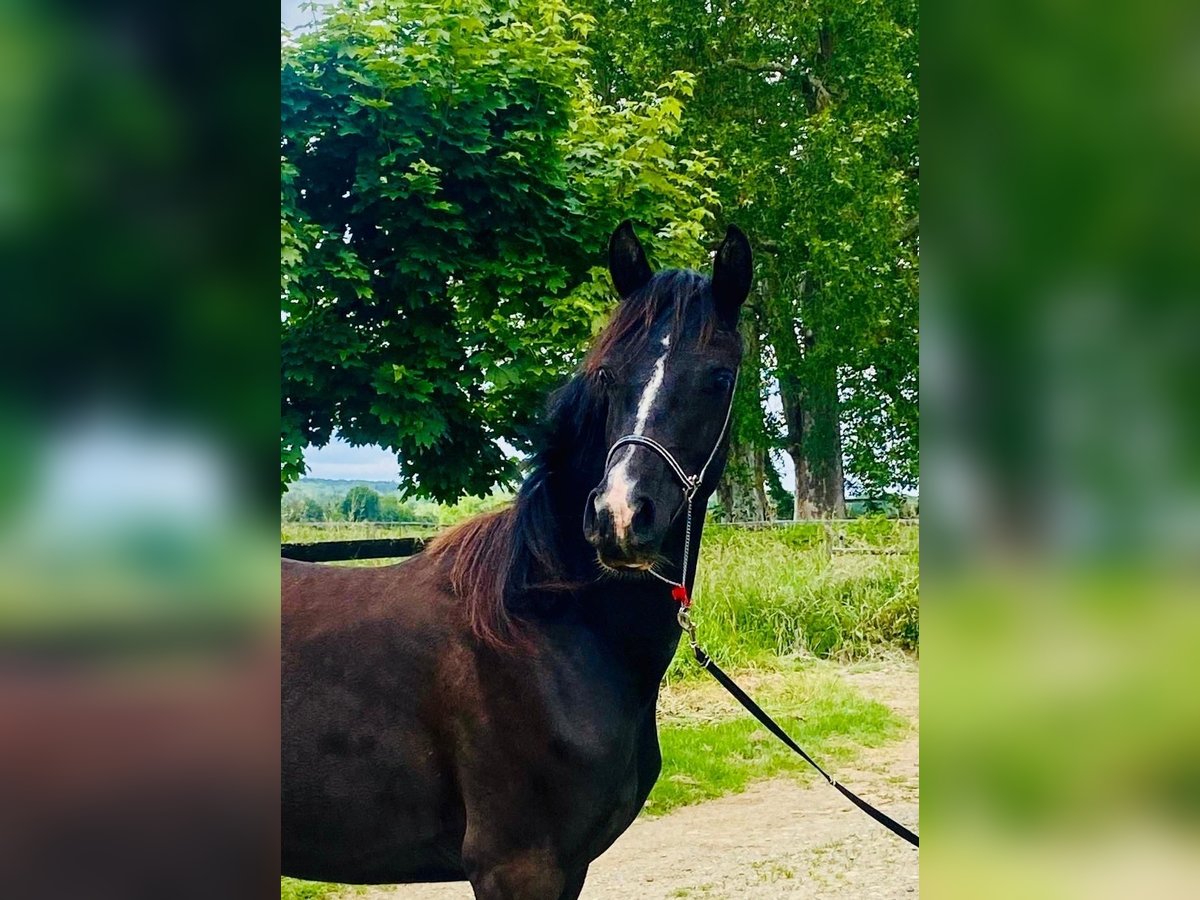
left=600, top=370, right=739, bottom=604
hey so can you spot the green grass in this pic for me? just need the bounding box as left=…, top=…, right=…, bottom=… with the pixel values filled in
left=645, top=662, right=904, bottom=814
left=670, top=885, right=719, bottom=897
left=280, top=879, right=357, bottom=900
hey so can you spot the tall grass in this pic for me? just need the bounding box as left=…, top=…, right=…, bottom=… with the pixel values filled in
left=668, top=521, right=919, bottom=678
left=280, top=521, right=438, bottom=544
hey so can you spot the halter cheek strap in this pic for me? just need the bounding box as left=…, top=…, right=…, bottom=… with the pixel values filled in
left=601, top=370, right=739, bottom=605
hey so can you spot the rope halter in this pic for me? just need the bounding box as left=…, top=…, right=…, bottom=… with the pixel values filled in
left=600, top=370, right=739, bottom=616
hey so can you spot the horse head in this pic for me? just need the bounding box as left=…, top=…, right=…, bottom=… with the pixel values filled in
left=582, top=221, right=752, bottom=575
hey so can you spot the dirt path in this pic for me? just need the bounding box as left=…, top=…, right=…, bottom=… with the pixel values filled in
left=359, top=659, right=918, bottom=899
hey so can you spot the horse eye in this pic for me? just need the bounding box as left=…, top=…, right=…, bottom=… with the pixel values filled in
left=596, top=366, right=615, bottom=387
left=711, top=368, right=735, bottom=391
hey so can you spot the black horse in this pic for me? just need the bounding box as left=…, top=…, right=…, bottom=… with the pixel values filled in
left=282, top=222, right=752, bottom=899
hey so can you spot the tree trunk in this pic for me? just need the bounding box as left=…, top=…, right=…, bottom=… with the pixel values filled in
left=718, top=438, right=769, bottom=522
left=780, top=382, right=816, bottom=520
left=801, top=351, right=845, bottom=518
left=753, top=446, right=774, bottom=520
left=715, top=299, right=771, bottom=523
left=767, top=281, right=845, bottom=520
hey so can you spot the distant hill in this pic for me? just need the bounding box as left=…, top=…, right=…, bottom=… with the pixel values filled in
left=283, top=478, right=402, bottom=504
left=282, top=478, right=515, bottom=525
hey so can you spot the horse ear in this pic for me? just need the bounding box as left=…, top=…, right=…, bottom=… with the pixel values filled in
left=608, top=220, right=653, bottom=300
left=712, top=225, right=753, bottom=325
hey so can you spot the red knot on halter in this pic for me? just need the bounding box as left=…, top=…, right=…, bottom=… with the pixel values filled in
left=601, top=370, right=739, bottom=608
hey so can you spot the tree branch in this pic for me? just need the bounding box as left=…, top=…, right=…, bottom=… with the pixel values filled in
left=722, top=59, right=830, bottom=112
left=722, top=57, right=791, bottom=76
left=807, top=74, right=832, bottom=112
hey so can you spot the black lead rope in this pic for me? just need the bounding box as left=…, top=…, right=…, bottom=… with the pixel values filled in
left=601, top=375, right=917, bottom=848
left=691, top=643, right=920, bottom=848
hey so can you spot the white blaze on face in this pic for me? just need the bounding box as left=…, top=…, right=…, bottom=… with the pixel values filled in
left=598, top=335, right=670, bottom=544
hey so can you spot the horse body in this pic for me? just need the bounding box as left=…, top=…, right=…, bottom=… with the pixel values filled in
left=282, top=556, right=468, bottom=883
left=282, top=222, right=751, bottom=898
left=282, top=547, right=685, bottom=890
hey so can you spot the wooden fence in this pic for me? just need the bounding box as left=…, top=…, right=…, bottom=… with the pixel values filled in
left=280, top=536, right=430, bottom=562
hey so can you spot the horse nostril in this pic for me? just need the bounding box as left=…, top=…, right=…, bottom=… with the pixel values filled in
left=631, top=497, right=656, bottom=538
left=582, top=489, right=601, bottom=541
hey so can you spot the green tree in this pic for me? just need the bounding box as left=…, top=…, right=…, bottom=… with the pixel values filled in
left=281, top=495, right=327, bottom=521
left=581, top=0, right=919, bottom=515
left=377, top=494, right=402, bottom=523
left=281, top=0, right=716, bottom=500
left=340, top=485, right=383, bottom=522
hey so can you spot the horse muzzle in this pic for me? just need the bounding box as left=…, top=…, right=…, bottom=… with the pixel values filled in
left=582, top=485, right=663, bottom=568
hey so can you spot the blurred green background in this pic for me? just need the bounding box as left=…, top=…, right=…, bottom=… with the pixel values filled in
left=923, top=0, right=1200, bottom=895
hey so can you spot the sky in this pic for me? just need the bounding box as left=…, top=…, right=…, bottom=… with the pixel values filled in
left=282, top=1, right=325, bottom=32
left=304, top=437, right=403, bottom=481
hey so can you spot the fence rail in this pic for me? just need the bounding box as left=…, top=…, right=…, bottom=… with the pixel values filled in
left=281, top=536, right=430, bottom=562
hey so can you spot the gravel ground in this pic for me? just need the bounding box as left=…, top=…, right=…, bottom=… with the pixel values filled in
left=358, top=659, right=919, bottom=899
